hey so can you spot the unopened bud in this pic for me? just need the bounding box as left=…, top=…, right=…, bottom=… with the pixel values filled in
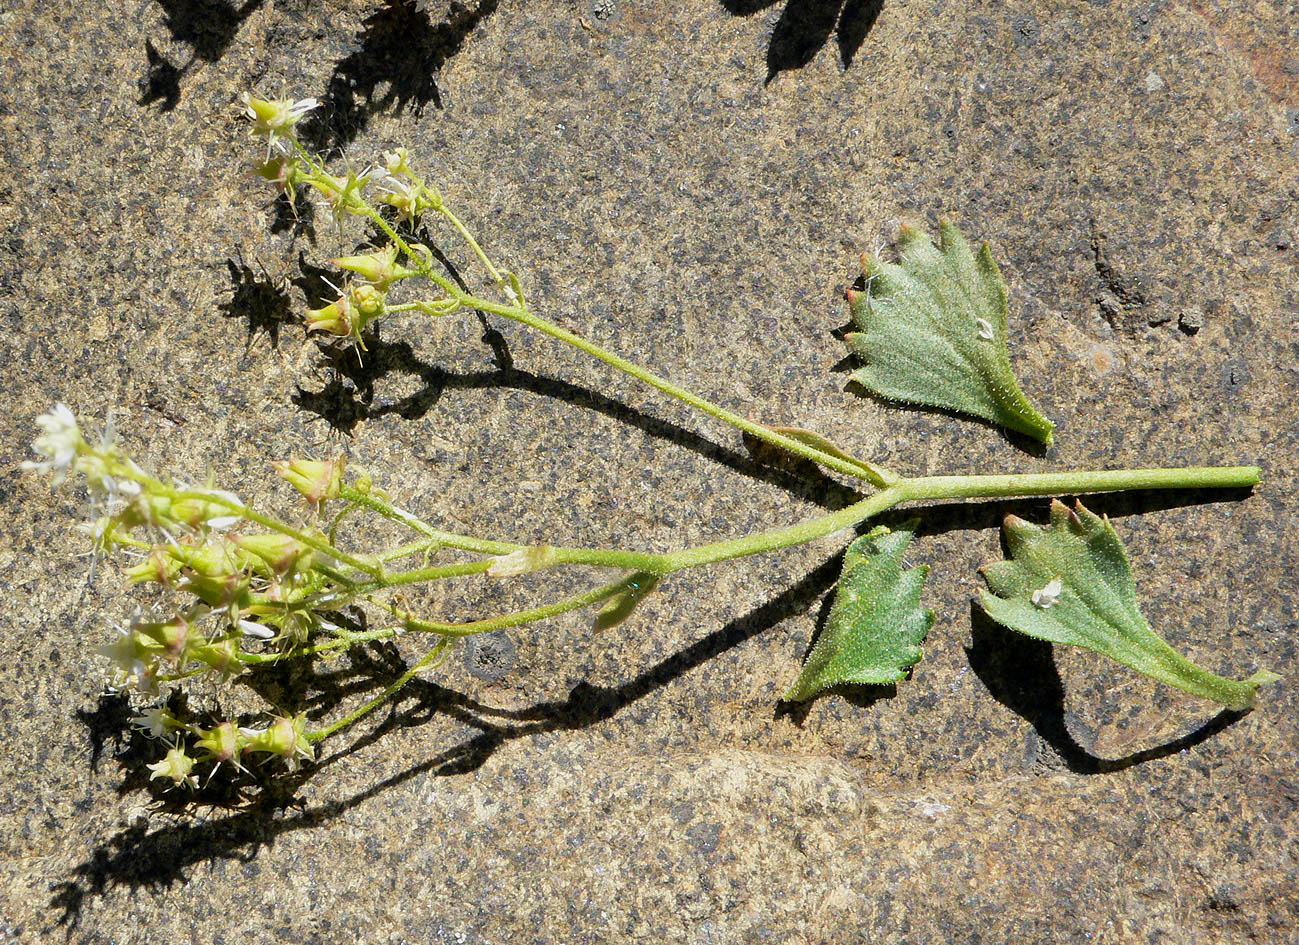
left=186, top=637, right=244, bottom=678
left=232, top=532, right=314, bottom=575
left=195, top=722, right=243, bottom=764
left=348, top=283, right=386, bottom=323
left=241, top=714, right=314, bottom=770
left=273, top=457, right=344, bottom=507
left=305, top=293, right=354, bottom=336
left=333, top=245, right=413, bottom=289
left=253, top=153, right=306, bottom=198
left=134, top=614, right=192, bottom=658
left=125, top=548, right=183, bottom=585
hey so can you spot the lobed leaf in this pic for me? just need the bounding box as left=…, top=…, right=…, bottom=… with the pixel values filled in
left=846, top=221, right=1055, bottom=444
left=785, top=521, right=934, bottom=702
left=978, top=500, right=1278, bottom=709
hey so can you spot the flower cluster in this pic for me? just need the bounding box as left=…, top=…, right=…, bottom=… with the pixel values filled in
left=140, top=712, right=315, bottom=789
left=370, top=147, right=442, bottom=225
left=240, top=92, right=464, bottom=341
left=23, top=405, right=353, bottom=787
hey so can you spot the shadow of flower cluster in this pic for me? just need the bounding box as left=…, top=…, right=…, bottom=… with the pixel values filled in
left=720, top=0, right=884, bottom=84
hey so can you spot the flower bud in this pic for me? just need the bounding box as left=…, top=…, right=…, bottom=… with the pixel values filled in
left=232, top=532, right=314, bottom=576
left=177, top=571, right=252, bottom=610
left=186, top=637, right=244, bottom=678
left=126, top=548, right=183, bottom=585
left=305, top=293, right=354, bottom=336
left=486, top=545, right=559, bottom=577
left=333, top=245, right=413, bottom=289
left=273, top=457, right=344, bottom=507
left=134, top=614, right=192, bottom=659
left=165, top=540, right=241, bottom=578
left=349, top=283, right=386, bottom=322
left=195, top=722, right=243, bottom=764
left=241, top=714, right=314, bottom=770
left=253, top=153, right=306, bottom=198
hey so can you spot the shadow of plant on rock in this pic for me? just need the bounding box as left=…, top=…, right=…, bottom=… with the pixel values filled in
left=721, top=0, right=884, bottom=84
left=966, top=603, right=1247, bottom=775
left=310, top=0, right=501, bottom=150
left=139, top=0, right=266, bottom=110
left=52, top=556, right=839, bottom=926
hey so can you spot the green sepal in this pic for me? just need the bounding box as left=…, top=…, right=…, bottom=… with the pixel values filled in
left=785, top=521, right=935, bottom=702
left=846, top=221, right=1055, bottom=444
left=593, top=572, right=660, bottom=632
left=978, top=500, right=1279, bottom=709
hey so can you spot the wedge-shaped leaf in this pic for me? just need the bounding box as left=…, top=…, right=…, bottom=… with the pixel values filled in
left=846, top=221, right=1055, bottom=444
left=785, top=521, right=934, bottom=702
left=979, top=500, right=1278, bottom=709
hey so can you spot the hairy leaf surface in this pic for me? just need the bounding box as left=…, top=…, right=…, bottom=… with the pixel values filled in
left=979, top=500, right=1278, bottom=709
left=785, top=521, right=934, bottom=702
left=846, top=221, right=1055, bottom=444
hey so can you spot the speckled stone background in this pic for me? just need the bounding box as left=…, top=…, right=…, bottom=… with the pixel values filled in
left=1, top=0, right=1297, bottom=942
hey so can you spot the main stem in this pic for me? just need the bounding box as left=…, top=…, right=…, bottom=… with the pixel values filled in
left=545, top=465, right=1262, bottom=574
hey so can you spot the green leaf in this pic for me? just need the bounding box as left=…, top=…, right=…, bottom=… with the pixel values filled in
left=846, top=221, right=1055, bottom=444
left=785, top=521, right=934, bottom=702
left=979, top=500, right=1279, bottom=709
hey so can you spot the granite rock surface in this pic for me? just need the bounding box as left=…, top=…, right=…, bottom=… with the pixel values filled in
left=0, top=0, right=1296, bottom=942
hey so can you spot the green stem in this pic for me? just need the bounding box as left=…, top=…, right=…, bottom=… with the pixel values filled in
left=303, top=577, right=634, bottom=740
left=438, top=205, right=504, bottom=284
left=352, top=200, right=888, bottom=486
left=237, top=626, right=401, bottom=663
left=898, top=466, right=1261, bottom=501
left=341, top=463, right=1260, bottom=581
left=388, top=575, right=633, bottom=637
left=547, top=465, right=1262, bottom=575
left=481, top=299, right=892, bottom=486
left=338, top=484, right=519, bottom=557
left=307, top=639, right=450, bottom=742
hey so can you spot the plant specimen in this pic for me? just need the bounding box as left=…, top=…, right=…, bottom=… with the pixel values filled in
left=24, top=95, right=1275, bottom=792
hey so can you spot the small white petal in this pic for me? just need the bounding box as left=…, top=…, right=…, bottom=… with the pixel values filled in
left=1031, top=577, right=1064, bottom=609
left=976, top=317, right=995, bottom=341
left=238, top=619, right=276, bottom=640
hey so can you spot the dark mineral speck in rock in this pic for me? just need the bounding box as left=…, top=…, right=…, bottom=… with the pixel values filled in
left=1012, top=14, right=1041, bottom=45
left=463, top=630, right=518, bottom=680
left=686, top=821, right=721, bottom=854
left=1221, top=360, right=1250, bottom=391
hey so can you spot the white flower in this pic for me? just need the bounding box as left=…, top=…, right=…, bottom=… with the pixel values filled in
left=22, top=403, right=84, bottom=485
left=147, top=744, right=198, bottom=790
left=130, top=705, right=171, bottom=739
